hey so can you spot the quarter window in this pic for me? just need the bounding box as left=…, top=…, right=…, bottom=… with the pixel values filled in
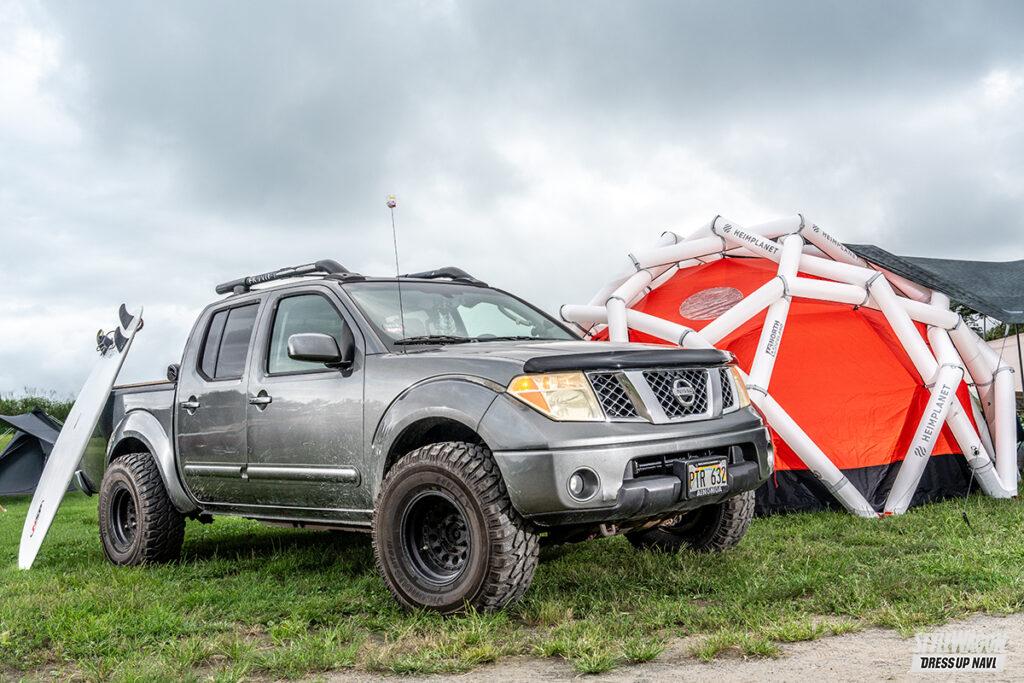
left=268, top=294, right=348, bottom=374
left=198, top=304, right=259, bottom=380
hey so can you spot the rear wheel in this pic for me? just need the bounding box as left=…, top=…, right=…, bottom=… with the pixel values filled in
left=99, top=452, right=185, bottom=565
left=373, top=442, right=539, bottom=614
left=626, top=490, right=755, bottom=553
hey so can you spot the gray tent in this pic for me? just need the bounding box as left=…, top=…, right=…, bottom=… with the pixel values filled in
left=848, top=245, right=1024, bottom=400
left=0, top=409, right=64, bottom=496
left=846, top=245, right=1024, bottom=323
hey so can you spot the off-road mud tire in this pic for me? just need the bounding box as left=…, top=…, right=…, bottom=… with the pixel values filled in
left=99, top=452, right=185, bottom=565
left=373, top=441, right=539, bottom=614
left=626, top=490, right=755, bottom=553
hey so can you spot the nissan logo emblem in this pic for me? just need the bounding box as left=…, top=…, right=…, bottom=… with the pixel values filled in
left=671, top=378, right=696, bottom=407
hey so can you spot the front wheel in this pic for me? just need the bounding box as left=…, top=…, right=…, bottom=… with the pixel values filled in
left=99, top=452, right=185, bottom=565
left=372, top=442, right=539, bottom=614
left=626, top=490, right=755, bottom=553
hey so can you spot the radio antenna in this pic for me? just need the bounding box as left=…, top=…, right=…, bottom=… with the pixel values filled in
left=387, top=194, right=407, bottom=348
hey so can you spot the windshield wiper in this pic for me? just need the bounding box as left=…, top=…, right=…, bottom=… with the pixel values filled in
left=393, top=335, right=474, bottom=346
left=472, top=335, right=557, bottom=342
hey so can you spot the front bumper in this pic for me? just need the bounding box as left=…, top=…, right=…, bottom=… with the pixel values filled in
left=484, top=399, right=773, bottom=527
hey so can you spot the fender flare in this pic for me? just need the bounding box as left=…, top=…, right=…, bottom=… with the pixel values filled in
left=369, top=375, right=503, bottom=496
left=107, top=410, right=198, bottom=513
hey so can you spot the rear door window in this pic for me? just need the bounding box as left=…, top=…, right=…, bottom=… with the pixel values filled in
left=200, top=310, right=228, bottom=378
left=198, top=303, right=259, bottom=380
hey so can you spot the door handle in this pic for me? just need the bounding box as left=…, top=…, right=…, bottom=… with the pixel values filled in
left=179, top=396, right=200, bottom=414
left=249, top=391, right=272, bottom=408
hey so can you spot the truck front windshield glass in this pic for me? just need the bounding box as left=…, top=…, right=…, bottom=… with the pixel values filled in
left=344, top=281, right=576, bottom=347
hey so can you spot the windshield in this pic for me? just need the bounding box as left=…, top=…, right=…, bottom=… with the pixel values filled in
left=343, top=281, right=577, bottom=348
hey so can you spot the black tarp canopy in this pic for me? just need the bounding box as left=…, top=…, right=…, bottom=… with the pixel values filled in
left=848, top=245, right=1024, bottom=323
left=0, top=409, right=62, bottom=496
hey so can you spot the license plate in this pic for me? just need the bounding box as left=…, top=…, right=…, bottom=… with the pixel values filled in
left=687, top=459, right=729, bottom=497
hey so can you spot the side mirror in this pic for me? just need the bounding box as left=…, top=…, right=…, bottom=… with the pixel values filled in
left=287, top=331, right=354, bottom=368
left=166, top=363, right=180, bottom=383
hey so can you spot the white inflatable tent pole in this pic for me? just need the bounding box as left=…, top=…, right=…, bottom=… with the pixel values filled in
left=801, top=221, right=932, bottom=302
left=865, top=269, right=1012, bottom=497
left=630, top=236, right=726, bottom=271
left=567, top=214, right=1019, bottom=515
left=729, top=220, right=1010, bottom=494
left=699, top=280, right=784, bottom=346
left=606, top=296, right=629, bottom=342
left=927, top=316, right=1005, bottom=493
left=713, top=218, right=1015, bottom=500
left=747, top=234, right=802, bottom=394
left=883, top=361, right=964, bottom=514
left=993, top=365, right=1019, bottom=490
left=749, top=387, right=878, bottom=517
left=926, top=293, right=998, bottom=459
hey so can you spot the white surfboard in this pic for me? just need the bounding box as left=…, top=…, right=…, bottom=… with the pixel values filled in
left=18, top=304, right=143, bottom=569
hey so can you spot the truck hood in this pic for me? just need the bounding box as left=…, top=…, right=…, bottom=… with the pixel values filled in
left=399, top=340, right=731, bottom=372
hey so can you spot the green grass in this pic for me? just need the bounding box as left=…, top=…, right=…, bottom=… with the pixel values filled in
left=2, top=491, right=1024, bottom=679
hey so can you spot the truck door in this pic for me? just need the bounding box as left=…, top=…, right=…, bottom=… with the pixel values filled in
left=175, top=300, right=261, bottom=504
left=242, top=287, right=366, bottom=510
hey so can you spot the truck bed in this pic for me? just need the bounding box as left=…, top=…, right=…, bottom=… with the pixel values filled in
left=103, top=379, right=176, bottom=439
left=80, top=380, right=176, bottom=493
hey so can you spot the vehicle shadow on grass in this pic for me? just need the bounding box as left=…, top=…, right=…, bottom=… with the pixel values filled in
left=179, top=523, right=373, bottom=566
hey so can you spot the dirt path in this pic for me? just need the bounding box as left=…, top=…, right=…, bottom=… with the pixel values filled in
left=331, top=612, right=1024, bottom=682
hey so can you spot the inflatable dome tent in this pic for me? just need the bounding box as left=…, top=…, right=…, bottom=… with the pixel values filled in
left=562, top=216, right=1020, bottom=516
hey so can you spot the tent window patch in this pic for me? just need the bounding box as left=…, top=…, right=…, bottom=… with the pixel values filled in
left=679, top=287, right=744, bottom=320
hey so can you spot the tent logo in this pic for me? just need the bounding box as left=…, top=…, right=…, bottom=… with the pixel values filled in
left=671, top=378, right=696, bottom=407
left=765, top=320, right=783, bottom=357
left=722, top=225, right=780, bottom=256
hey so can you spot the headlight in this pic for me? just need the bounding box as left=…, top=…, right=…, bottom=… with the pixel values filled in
left=729, top=365, right=752, bottom=408
left=507, top=371, right=604, bottom=421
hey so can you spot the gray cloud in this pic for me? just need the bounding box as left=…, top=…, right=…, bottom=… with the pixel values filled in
left=3, top=0, right=1024, bottom=393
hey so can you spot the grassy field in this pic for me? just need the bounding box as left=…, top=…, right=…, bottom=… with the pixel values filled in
left=2, top=492, right=1024, bottom=681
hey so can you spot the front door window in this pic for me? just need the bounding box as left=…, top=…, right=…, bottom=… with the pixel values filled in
left=267, top=295, right=346, bottom=374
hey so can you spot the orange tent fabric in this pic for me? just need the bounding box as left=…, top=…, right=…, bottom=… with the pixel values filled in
left=606, top=257, right=976, bottom=473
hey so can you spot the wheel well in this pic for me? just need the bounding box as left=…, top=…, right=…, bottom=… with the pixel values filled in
left=384, top=418, right=484, bottom=474
left=108, top=437, right=149, bottom=462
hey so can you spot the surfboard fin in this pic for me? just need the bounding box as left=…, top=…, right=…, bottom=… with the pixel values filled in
left=118, top=304, right=135, bottom=333
left=114, top=327, right=129, bottom=353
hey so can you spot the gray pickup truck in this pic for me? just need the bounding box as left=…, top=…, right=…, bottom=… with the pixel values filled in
left=82, top=260, right=772, bottom=613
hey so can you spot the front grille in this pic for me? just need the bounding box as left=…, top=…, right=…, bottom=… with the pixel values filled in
left=589, top=372, right=639, bottom=418
left=719, top=368, right=735, bottom=410
left=642, top=368, right=710, bottom=419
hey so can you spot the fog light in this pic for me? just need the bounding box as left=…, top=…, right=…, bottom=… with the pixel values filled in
left=568, top=473, right=585, bottom=496
left=566, top=468, right=599, bottom=501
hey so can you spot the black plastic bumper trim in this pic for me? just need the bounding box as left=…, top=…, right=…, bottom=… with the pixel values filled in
left=528, top=460, right=764, bottom=527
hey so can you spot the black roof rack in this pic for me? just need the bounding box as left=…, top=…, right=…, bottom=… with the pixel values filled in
left=215, top=259, right=356, bottom=295
left=216, top=261, right=487, bottom=296
left=402, top=267, right=487, bottom=287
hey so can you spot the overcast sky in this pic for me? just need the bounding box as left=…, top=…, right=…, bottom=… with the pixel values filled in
left=3, top=0, right=1024, bottom=394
